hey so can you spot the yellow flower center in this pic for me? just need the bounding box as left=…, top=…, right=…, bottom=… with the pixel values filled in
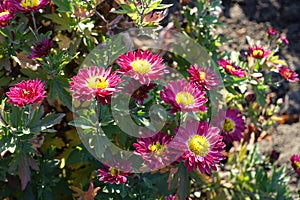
left=188, top=135, right=210, bottom=157
left=199, top=71, right=206, bottom=81
left=23, top=89, right=31, bottom=95
left=131, top=59, right=152, bottom=74
left=109, top=167, right=120, bottom=176
left=21, top=0, right=40, bottom=8
left=223, top=118, right=235, bottom=133
left=284, top=71, right=291, bottom=78
left=252, top=49, right=264, bottom=58
left=87, top=76, right=108, bottom=89
left=175, top=92, right=195, bottom=106
left=295, top=161, right=300, bottom=169
left=149, top=142, right=165, bottom=156
left=225, top=64, right=237, bottom=72
left=0, top=10, right=9, bottom=17
left=21, top=89, right=34, bottom=98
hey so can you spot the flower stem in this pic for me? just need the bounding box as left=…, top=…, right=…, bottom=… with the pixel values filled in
left=31, top=12, right=40, bottom=41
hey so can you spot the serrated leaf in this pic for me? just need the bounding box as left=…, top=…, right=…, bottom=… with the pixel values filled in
left=44, top=13, right=72, bottom=31
left=52, top=0, right=74, bottom=12
left=52, top=77, right=72, bottom=110
left=18, top=154, right=39, bottom=190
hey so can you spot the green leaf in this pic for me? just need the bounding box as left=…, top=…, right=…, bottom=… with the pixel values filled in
left=0, top=76, right=11, bottom=87
left=52, top=77, right=72, bottom=110
left=68, top=36, right=82, bottom=56
left=111, top=9, right=131, bottom=15
left=254, top=86, right=267, bottom=107
left=66, top=149, right=82, bottom=165
left=52, top=0, right=74, bottom=12
left=40, top=113, right=65, bottom=131
left=177, top=164, right=190, bottom=199
left=20, top=67, right=48, bottom=80
left=44, top=13, right=72, bottom=31
left=68, top=117, right=96, bottom=129
left=10, top=106, right=22, bottom=128
left=119, top=3, right=134, bottom=12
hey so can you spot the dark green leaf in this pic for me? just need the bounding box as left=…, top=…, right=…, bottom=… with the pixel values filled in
left=52, top=0, right=74, bottom=12
left=52, top=77, right=72, bottom=110
left=177, top=164, right=190, bottom=199
left=39, top=113, right=65, bottom=130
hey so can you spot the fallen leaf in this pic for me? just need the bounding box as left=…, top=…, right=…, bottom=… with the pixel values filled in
left=13, top=51, right=39, bottom=70
left=70, top=182, right=100, bottom=200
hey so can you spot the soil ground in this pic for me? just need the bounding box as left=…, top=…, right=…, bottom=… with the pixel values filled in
left=218, top=0, right=300, bottom=198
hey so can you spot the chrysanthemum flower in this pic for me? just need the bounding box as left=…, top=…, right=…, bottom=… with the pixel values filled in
left=267, top=27, right=278, bottom=39
left=12, top=0, right=49, bottom=12
left=248, top=46, right=271, bottom=59
left=279, top=66, right=299, bottom=83
left=221, top=108, right=246, bottom=144
left=277, top=35, right=289, bottom=47
left=117, top=49, right=168, bottom=85
left=169, top=120, right=225, bottom=174
left=290, top=154, right=300, bottom=176
left=165, top=194, right=176, bottom=200
left=97, top=164, right=131, bottom=185
left=6, top=79, right=46, bottom=107
left=217, top=58, right=246, bottom=78
left=160, top=79, right=208, bottom=114
left=70, top=66, right=122, bottom=104
left=125, top=80, right=157, bottom=104
left=187, top=65, right=220, bottom=90
left=0, top=0, right=15, bottom=28
left=134, top=131, right=172, bottom=170
left=28, top=37, right=53, bottom=59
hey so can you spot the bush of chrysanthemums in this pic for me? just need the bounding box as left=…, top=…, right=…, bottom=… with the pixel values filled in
left=0, top=0, right=299, bottom=199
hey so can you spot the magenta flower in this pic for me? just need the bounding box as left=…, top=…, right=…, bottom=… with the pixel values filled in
left=133, top=131, right=172, bottom=170
left=290, top=154, right=300, bottom=176
left=279, top=66, right=299, bottom=83
left=125, top=80, right=157, bottom=104
left=28, top=37, right=53, bottom=59
left=70, top=66, right=123, bottom=105
left=160, top=79, right=208, bottom=114
left=97, top=163, right=132, bottom=185
left=267, top=28, right=278, bottom=39
left=117, top=49, right=168, bottom=85
left=187, top=65, right=220, bottom=90
left=277, top=35, right=289, bottom=47
left=12, top=0, right=49, bottom=12
left=217, top=58, right=246, bottom=78
left=221, top=108, right=246, bottom=144
left=165, top=194, right=176, bottom=200
left=0, top=0, right=15, bottom=28
left=279, top=66, right=300, bottom=82
left=249, top=46, right=271, bottom=59
left=169, top=120, right=225, bottom=174
left=6, top=79, right=46, bottom=107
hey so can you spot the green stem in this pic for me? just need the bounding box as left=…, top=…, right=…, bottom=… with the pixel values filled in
left=25, top=104, right=34, bottom=128
left=31, top=12, right=40, bottom=41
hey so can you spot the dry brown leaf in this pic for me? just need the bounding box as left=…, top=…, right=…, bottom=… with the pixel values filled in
left=54, top=34, right=74, bottom=50
left=143, top=10, right=168, bottom=25
left=14, top=51, right=39, bottom=70
left=73, top=7, right=95, bottom=19
left=70, top=182, right=100, bottom=200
